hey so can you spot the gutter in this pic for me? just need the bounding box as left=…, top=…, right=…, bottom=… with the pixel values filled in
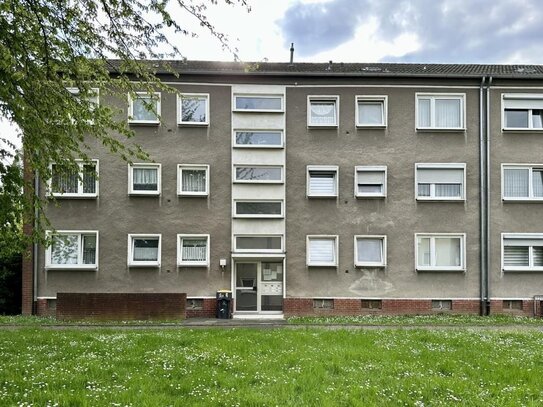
left=33, top=169, right=39, bottom=306
left=479, top=77, right=487, bottom=316
left=484, top=77, right=493, bottom=315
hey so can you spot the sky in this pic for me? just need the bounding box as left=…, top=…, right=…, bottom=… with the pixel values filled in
left=2, top=0, right=542, bottom=154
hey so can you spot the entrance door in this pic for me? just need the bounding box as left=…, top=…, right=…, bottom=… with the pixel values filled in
left=235, top=262, right=283, bottom=313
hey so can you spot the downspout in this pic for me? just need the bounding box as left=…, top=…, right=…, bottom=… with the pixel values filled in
left=33, top=169, right=39, bottom=309
left=479, top=77, right=486, bottom=315
left=484, top=77, right=493, bottom=315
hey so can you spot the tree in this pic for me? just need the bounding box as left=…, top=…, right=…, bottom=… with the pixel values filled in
left=0, top=0, right=249, bottom=249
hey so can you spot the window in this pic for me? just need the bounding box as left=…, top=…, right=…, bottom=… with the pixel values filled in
left=361, top=299, right=382, bottom=310
left=234, top=130, right=283, bottom=148
left=503, top=300, right=523, bottom=311
left=187, top=299, right=204, bottom=310
left=308, top=96, right=339, bottom=127
left=356, top=96, right=387, bottom=127
left=502, top=94, right=543, bottom=130
left=355, top=166, right=386, bottom=198
left=234, top=95, right=283, bottom=112
left=502, top=234, right=543, bottom=272
left=128, top=92, right=160, bottom=124
left=355, top=236, right=386, bottom=267
left=416, top=94, right=465, bottom=130
left=307, top=235, right=338, bottom=267
left=128, top=234, right=161, bottom=267
left=178, top=93, right=209, bottom=125
left=416, top=164, right=466, bottom=201
left=416, top=234, right=465, bottom=271
left=234, top=201, right=283, bottom=218
left=432, top=300, right=452, bottom=310
left=177, top=165, right=209, bottom=196
left=45, top=231, right=98, bottom=270
left=49, top=160, right=98, bottom=198
left=177, top=234, right=209, bottom=267
left=307, top=166, right=338, bottom=198
left=234, top=166, right=283, bottom=183
left=313, top=299, right=334, bottom=309
left=128, top=164, right=161, bottom=195
left=67, top=87, right=99, bottom=106
left=234, top=236, right=283, bottom=253
left=502, top=165, right=543, bottom=200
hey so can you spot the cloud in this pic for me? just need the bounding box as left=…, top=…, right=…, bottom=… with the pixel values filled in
left=279, top=0, right=543, bottom=63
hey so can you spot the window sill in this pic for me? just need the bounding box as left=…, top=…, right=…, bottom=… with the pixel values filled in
left=416, top=127, right=465, bottom=132
left=502, top=128, right=543, bottom=132
left=233, top=145, right=284, bottom=149
left=355, top=263, right=386, bottom=268
left=48, top=194, right=98, bottom=199
left=234, top=215, right=284, bottom=219
left=416, top=197, right=465, bottom=202
left=128, top=262, right=160, bottom=268
left=45, top=265, right=98, bottom=271
left=307, top=124, right=338, bottom=129
left=355, top=194, right=386, bottom=199
left=233, top=181, right=284, bottom=185
left=503, top=267, right=543, bottom=273
left=416, top=267, right=465, bottom=273
left=307, top=194, right=338, bottom=199
left=502, top=198, right=543, bottom=202
left=129, top=192, right=161, bottom=196
left=178, top=262, right=209, bottom=267
left=178, top=193, right=208, bottom=198
left=128, top=121, right=160, bottom=126
left=178, top=122, right=209, bottom=127
left=233, top=109, right=284, bottom=114
left=356, top=124, right=387, bottom=129
left=307, top=263, right=338, bottom=268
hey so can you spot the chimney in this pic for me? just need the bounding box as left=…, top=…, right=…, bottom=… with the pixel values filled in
left=289, top=43, right=295, bottom=65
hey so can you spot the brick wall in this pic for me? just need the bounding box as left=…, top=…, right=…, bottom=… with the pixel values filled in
left=489, top=299, right=538, bottom=317
left=56, top=293, right=186, bottom=321
left=36, top=299, right=56, bottom=317
left=284, top=298, right=481, bottom=317
left=185, top=298, right=217, bottom=318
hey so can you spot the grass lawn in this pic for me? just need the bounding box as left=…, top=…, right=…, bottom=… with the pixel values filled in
left=1, top=328, right=542, bottom=406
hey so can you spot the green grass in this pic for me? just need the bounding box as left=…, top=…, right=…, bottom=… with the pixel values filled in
left=0, top=328, right=542, bottom=406
left=287, top=314, right=543, bottom=326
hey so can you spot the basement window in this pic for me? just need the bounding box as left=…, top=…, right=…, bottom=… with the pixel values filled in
left=431, top=300, right=452, bottom=310
left=503, top=300, right=523, bottom=310
left=361, top=300, right=382, bottom=310
left=187, top=299, right=204, bottom=310
left=313, top=299, right=334, bottom=309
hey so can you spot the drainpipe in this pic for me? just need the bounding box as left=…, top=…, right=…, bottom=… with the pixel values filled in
left=484, top=77, right=493, bottom=315
left=33, top=169, right=39, bottom=308
left=479, top=77, right=486, bottom=316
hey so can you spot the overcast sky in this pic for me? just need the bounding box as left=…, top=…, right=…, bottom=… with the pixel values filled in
left=2, top=0, right=542, bottom=154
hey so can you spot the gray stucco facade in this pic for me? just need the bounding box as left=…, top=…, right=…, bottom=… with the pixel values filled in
left=27, top=62, right=543, bottom=317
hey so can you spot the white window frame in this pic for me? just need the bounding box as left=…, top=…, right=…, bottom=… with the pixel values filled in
left=501, top=233, right=543, bottom=272
left=177, top=164, right=209, bottom=197
left=177, top=93, right=209, bottom=126
left=128, top=163, right=161, bottom=196
left=67, top=87, right=100, bottom=105
left=128, top=92, right=161, bottom=125
left=415, top=163, right=466, bottom=201
left=234, top=235, right=284, bottom=253
left=47, top=159, right=99, bottom=198
left=177, top=234, right=210, bottom=267
left=354, top=235, right=387, bottom=267
left=233, top=129, right=284, bottom=149
left=233, top=94, right=284, bottom=113
left=307, top=95, right=339, bottom=128
left=415, top=233, right=466, bottom=272
left=307, top=165, right=339, bottom=198
left=45, top=230, right=99, bottom=270
left=307, top=235, right=339, bottom=267
left=127, top=233, right=161, bottom=267
left=501, top=164, right=543, bottom=201
left=501, top=93, right=543, bottom=131
left=355, top=95, right=387, bottom=128
left=233, top=165, right=284, bottom=184
left=233, top=200, right=284, bottom=219
left=354, top=165, right=387, bottom=198
left=415, top=93, right=465, bottom=131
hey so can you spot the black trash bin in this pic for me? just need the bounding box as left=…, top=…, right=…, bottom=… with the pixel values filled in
left=216, top=290, right=232, bottom=319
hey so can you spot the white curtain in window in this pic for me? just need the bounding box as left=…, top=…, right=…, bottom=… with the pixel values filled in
left=418, top=99, right=431, bottom=127
left=310, top=102, right=336, bottom=125
left=435, top=238, right=461, bottom=267
left=357, top=239, right=382, bottom=263
left=133, top=168, right=157, bottom=190
left=51, top=234, right=78, bottom=264
left=504, top=168, right=529, bottom=197
left=182, top=170, right=206, bottom=192
left=417, top=237, right=431, bottom=266
left=182, top=239, right=207, bottom=261
left=82, top=234, right=96, bottom=264
left=82, top=165, right=96, bottom=194
left=358, top=103, right=383, bottom=125
left=533, top=170, right=543, bottom=197
left=435, top=99, right=461, bottom=127
left=435, top=184, right=462, bottom=197
left=52, top=166, right=78, bottom=193
left=309, top=239, right=335, bottom=263
left=133, top=239, right=158, bottom=261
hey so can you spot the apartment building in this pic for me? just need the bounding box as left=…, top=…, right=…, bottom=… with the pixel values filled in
left=22, top=61, right=543, bottom=319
